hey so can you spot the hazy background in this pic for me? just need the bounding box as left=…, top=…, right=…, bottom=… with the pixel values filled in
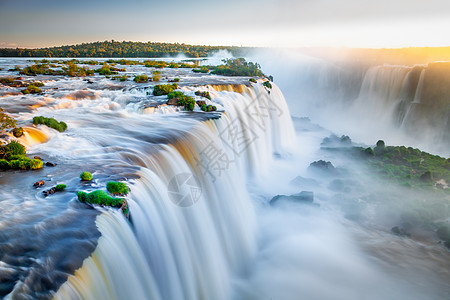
left=1, top=0, right=450, bottom=48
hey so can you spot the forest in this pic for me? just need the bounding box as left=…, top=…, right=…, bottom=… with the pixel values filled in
left=0, top=40, right=248, bottom=58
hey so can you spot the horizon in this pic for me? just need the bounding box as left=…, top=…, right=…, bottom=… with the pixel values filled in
left=2, top=0, right=450, bottom=49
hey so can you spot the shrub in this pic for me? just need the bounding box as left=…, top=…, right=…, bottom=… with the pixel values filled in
left=55, top=184, right=66, bottom=191
left=32, top=116, right=67, bottom=132
left=152, top=74, right=161, bottom=82
left=249, top=78, right=257, bottom=83
left=212, top=58, right=264, bottom=77
left=0, top=159, right=10, bottom=169
left=32, top=81, right=45, bottom=87
left=106, top=181, right=129, bottom=195
left=0, top=107, right=17, bottom=132
left=153, top=83, right=178, bottom=96
left=419, top=170, right=433, bottom=182
left=195, top=90, right=211, bottom=100
left=112, top=75, right=129, bottom=81
left=80, top=171, right=93, bottom=181
left=363, top=147, right=375, bottom=156
left=23, top=84, right=42, bottom=94
left=6, top=140, right=26, bottom=157
left=263, top=81, right=272, bottom=89
left=173, top=78, right=180, bottom=82
left=192, top=66, right=209, bottom=73
left=133, top=74, right=148, bottom=83
left=77, top=190, right=124, bottom=207
left=28, top=158, right=43, bottom=170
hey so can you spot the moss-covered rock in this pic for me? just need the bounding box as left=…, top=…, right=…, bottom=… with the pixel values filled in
left=80, top=171, right=93, bottom=181
left=77, top=190, right=124, bottom=207
left=106, top=181, right=129, bottom=195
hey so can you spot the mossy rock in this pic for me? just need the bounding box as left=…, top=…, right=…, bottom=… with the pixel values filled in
left=77, top=190, right=124, bottom=207
left=80, top=171, right=93, bottom=181
left=106, top=181, right=129, bottom=195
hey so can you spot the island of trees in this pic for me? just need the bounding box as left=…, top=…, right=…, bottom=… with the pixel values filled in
left=0, top=40, right=249, bottom=58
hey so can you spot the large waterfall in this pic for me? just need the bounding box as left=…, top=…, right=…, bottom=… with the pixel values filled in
left=52, top=83, right=295, bottom=300
left=253, top=49, right=450, bottom=156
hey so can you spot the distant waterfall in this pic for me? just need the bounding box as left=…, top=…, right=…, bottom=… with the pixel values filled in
left=53, top=82, right=295, bottom=300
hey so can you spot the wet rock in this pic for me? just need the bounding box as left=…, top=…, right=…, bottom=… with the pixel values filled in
left=34, top=180, right=45, bottom=187
left=167, top=98, right=178, bottom=106
left=308, top=160, right=335, bottom=174
left=45, top=162, right=57, bottom=167
left=289, top=176, right=320, bottom=188
left=391, top=226, right=411, bottom=237
left=270, top=191, right=314, bottom=205
left=12, top=127, right=24, bottom=138
left=43, top=187, right=56, bottom=197
left=34, top=156, right=42, bottom=161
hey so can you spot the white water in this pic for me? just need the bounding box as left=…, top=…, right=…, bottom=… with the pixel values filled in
left=53, top=82, right=295, bottom=300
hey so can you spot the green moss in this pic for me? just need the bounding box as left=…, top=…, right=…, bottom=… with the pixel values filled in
left=106, top=181, right=129, bottom=195
left=23, top=84, right=42, bottom=94
left=0, top=159, right=10, bottom=169
left=167, top=91, right=195, bottom=111
left=55, top=184, right=66, bottom=191
left=153, top=83, right=178, bottom=96
left=195, top=90, right=211, bottom=100
left=192, top=66, right=209, bottom=73
left=263, top=81, right=272, bottom=89
left=12, top=127, right=24, bottom=138
left=28, top=159, right=43, bottom=170
left=32, top=116, right=67, bottom=132
left=77, top=190, right=124, bottom=207
left=249, top=78, right=257, bottom=83
left=80, top=171, right=93, bottom=181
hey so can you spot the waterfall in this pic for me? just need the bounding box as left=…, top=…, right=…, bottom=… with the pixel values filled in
left=53, top=82, right=295, bottom=300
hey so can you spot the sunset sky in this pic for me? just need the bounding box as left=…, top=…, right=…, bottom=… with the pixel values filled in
left=1, top=0, right=450, bottom=48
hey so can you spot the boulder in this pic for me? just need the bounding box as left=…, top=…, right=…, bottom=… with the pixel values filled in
left=308, top=160, right=335, bottom=174
left=45, top=162, right=56, bottom=167
left=43, top=187, right=56, bottom=197
left=33, top=180, right=45, bottom=187
left=270, top=191, right=314, bottom=205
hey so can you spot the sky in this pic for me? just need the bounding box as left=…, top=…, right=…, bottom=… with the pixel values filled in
left=1, top=0, right=450, bottom=49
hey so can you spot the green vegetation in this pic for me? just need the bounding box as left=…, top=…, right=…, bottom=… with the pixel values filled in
left=55, top=184, right=66, bottom=191
left=195, top=90, right=211, bottom=100
left=145, top=61, right=167, bottom=68
left=0, top=40, right=245, bottom=58
left=167, top=91, right=195, bottom=111
left=77, top=190, right=124, bottom=207
left=0, top=141, right=43, bottom=170
left=192, top=66, right=209, bottom=73
left=112, top=75, right=129, bottom=81
left=200, top=104, right=217, bottom=112
left=20, top=63, right=94, bottom=77
left=263, top=80, right=272, bottom=89
left=33, top=116, right=67, bottom=132
left=356, top=142, right=450, bottom=190
left=152, top=74, right=161, bottom=82
left=249, top=78, right=257, bottom=83
left=0, top=107, right=17, bottom=132
left=133, top=74, right=148, bottom=83
left=22, top=84, right=42, bottom=94
left=153, top=83, right=178, bottom=96
left=95, top=63, right=125, bottom=76
left=80, top=171, right=93, bottom=181
left=106, top=181, right=129, bottom=195
left=212, top=58, right=264, bottom=77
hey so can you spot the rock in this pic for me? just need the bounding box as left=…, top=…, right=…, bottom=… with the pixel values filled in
left=270, top=191, right=314, bottom=205
left=34, top=156, right=42, bottom=160
left=34, top=180, right=45, bottom=187
left=391, top=226, right=410, bottom=237
left=167, top=98, right=178, bottom=106
left=43, top=187, right=56, bottom=197
left=308, top=160, right=335, bottom=173
left=45, top=162, right=56, bottom=167
left=12, top=127, right=24, bottom=138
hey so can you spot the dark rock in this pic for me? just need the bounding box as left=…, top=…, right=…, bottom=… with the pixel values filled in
left=391, top=226, right=410, bottom=237
left=34, top=156, right=42, bottom=161
left=321, top=134, right=352, bottom=147
left=34, top=180, right=45, bottom=187
left=45, top=162, right=57, bottom=167
left=43, top=187, right=56, bottom=197
left=12, top=127, right=24, bottom=138
left=308, top=160, right=335, bottom=173
left=167, top=98, right=178, bottom=106
left=270, top=191, right=314, bottom=205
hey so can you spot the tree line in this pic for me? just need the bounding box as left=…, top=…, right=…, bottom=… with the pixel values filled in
left=0, top=40, right=249, bottom=58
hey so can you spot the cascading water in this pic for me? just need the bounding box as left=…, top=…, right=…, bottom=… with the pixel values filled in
left=51, top=81, right=295, bottom=300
